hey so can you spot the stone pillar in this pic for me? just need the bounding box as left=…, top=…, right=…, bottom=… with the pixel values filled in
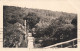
left=24, top=20, right=34, bottom=48
left=24, top=20, right=26, bottom=35
left=24, top=20, right=28, bottom=47
left=28, top=33, right=34, bottom=48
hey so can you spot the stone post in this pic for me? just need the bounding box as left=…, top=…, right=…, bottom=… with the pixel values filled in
left=28, top=33, right=34, bottom=48
left=24, top=20, right=28, bottom=47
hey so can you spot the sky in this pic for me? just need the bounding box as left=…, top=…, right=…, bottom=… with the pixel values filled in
left=2, top=0, right=80, bottom=13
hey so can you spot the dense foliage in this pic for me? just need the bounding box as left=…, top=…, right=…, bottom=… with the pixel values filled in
left=3, top=6, right=77, bottom=47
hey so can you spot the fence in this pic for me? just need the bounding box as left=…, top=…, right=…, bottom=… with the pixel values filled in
left=44, top=38, right=77, bottom=48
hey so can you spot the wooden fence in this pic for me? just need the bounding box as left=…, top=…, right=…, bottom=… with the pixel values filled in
left=44, top=38, right=77, bottom=48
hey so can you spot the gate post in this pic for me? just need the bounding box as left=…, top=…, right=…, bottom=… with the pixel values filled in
left=28, top=33, right=34, bottom=48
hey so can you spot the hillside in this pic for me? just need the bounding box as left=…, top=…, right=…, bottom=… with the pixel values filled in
left=3, top=6, right=77, bottom=47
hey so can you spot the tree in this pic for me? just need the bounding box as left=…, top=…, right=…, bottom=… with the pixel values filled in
left=23, top=12, right=40, bottom=29
left=71, top=17, right=77, bottom=26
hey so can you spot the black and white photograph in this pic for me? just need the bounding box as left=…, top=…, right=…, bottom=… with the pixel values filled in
left=3, top=0, right=78, bottom=48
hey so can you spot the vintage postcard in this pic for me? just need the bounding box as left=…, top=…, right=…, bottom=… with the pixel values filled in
left=0, top=0, right=80, bottom=51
